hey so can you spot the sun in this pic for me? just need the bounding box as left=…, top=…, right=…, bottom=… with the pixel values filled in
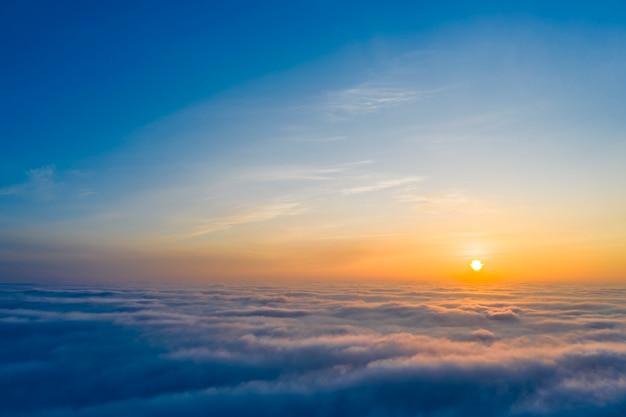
left=470, top=259, right=484, bottom=272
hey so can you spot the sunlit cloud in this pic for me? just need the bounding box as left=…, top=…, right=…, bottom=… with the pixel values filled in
left=2, top=283, right=626, bottom=416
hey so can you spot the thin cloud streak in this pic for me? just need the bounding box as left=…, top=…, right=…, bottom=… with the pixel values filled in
left=241, top=161, right=374, bottom=182
left=397, top=191, right=495, bottom=213
left=0, top=185, right=20, bottom=196
left=325, top=84, right=428, bottom=115
left=342, top=176, right=424, bottom=195
left=170, top=201, right=304, bottom=240
left=283, top=136, right=348, bottom=143
left=0, top=164, right=59, bottom=200
left=242, top=166, right=346, bottom=182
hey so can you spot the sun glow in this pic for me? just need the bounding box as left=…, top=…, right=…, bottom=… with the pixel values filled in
left=470, top=259, right=484, bottom=272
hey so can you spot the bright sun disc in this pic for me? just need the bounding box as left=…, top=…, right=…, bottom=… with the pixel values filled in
left=470, top=259, right=484, bottom=271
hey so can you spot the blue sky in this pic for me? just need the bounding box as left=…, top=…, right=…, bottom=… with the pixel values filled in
left=1, top=1, right=626, bottom=282
left=3, top=0, right=625, bottom=170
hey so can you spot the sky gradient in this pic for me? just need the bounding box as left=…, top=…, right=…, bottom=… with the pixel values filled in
left=3, top=4, right=626, bottom=416
left=1, top=1, right=626, bottom=283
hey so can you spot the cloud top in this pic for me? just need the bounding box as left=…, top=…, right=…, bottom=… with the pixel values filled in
left=1, top=282, right=626, bottom=416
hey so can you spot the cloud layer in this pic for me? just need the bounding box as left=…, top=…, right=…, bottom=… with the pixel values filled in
left=1, top=282, right=626, bottom=416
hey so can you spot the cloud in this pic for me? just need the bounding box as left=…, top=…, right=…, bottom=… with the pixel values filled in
left=0, top=165, right=58, bottom=200
left=172, top=200, right=304, bottom=240
left=284, top=136, right=348, bottom=143
left=243, top=161, right=372, bottom=182
left=242, top=166, right=346, bottom=181
left=0, top=185, right=21, bottom=196
left=471, top=328, right=496, bottom=342
left=483, top=306, right=520, bottom=321
left=77, top=188, right=97, bottom=198
left=397, top=191, right=494, bottom=213
left=2, top=283, right=626, bottom=416
left=325, top=84, right=427, bottom=115
left=342, top=176, right=424, bottom=195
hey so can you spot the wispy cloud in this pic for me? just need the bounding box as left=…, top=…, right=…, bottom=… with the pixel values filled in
left=0, top=164, right=59, bottom=200
left=242, top=161, right=373, bottom=182
left=0, top=185, right=20, bottom=196
left=77, top=188, right=97, bottom=198
left=173, top=201, right=304, bottom=240
left=405, top=109, right=524, bottom=144
left=284, top=135, right=348, bottom=143
left=397, top=191, right=494, bottom=213
left=325, top=84, right=429, bottom=115
left=342, top=176, right=424, bottom=195
left=243, top=166, right=345, bottom=181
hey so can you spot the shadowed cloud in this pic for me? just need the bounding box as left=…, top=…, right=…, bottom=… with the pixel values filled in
left=1, top=282, right=626, bottom=416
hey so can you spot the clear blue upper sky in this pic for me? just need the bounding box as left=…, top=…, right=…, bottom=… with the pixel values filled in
left=2, top=0, right=624, bottom=172
left=2, top=1, right=626, bottom=282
